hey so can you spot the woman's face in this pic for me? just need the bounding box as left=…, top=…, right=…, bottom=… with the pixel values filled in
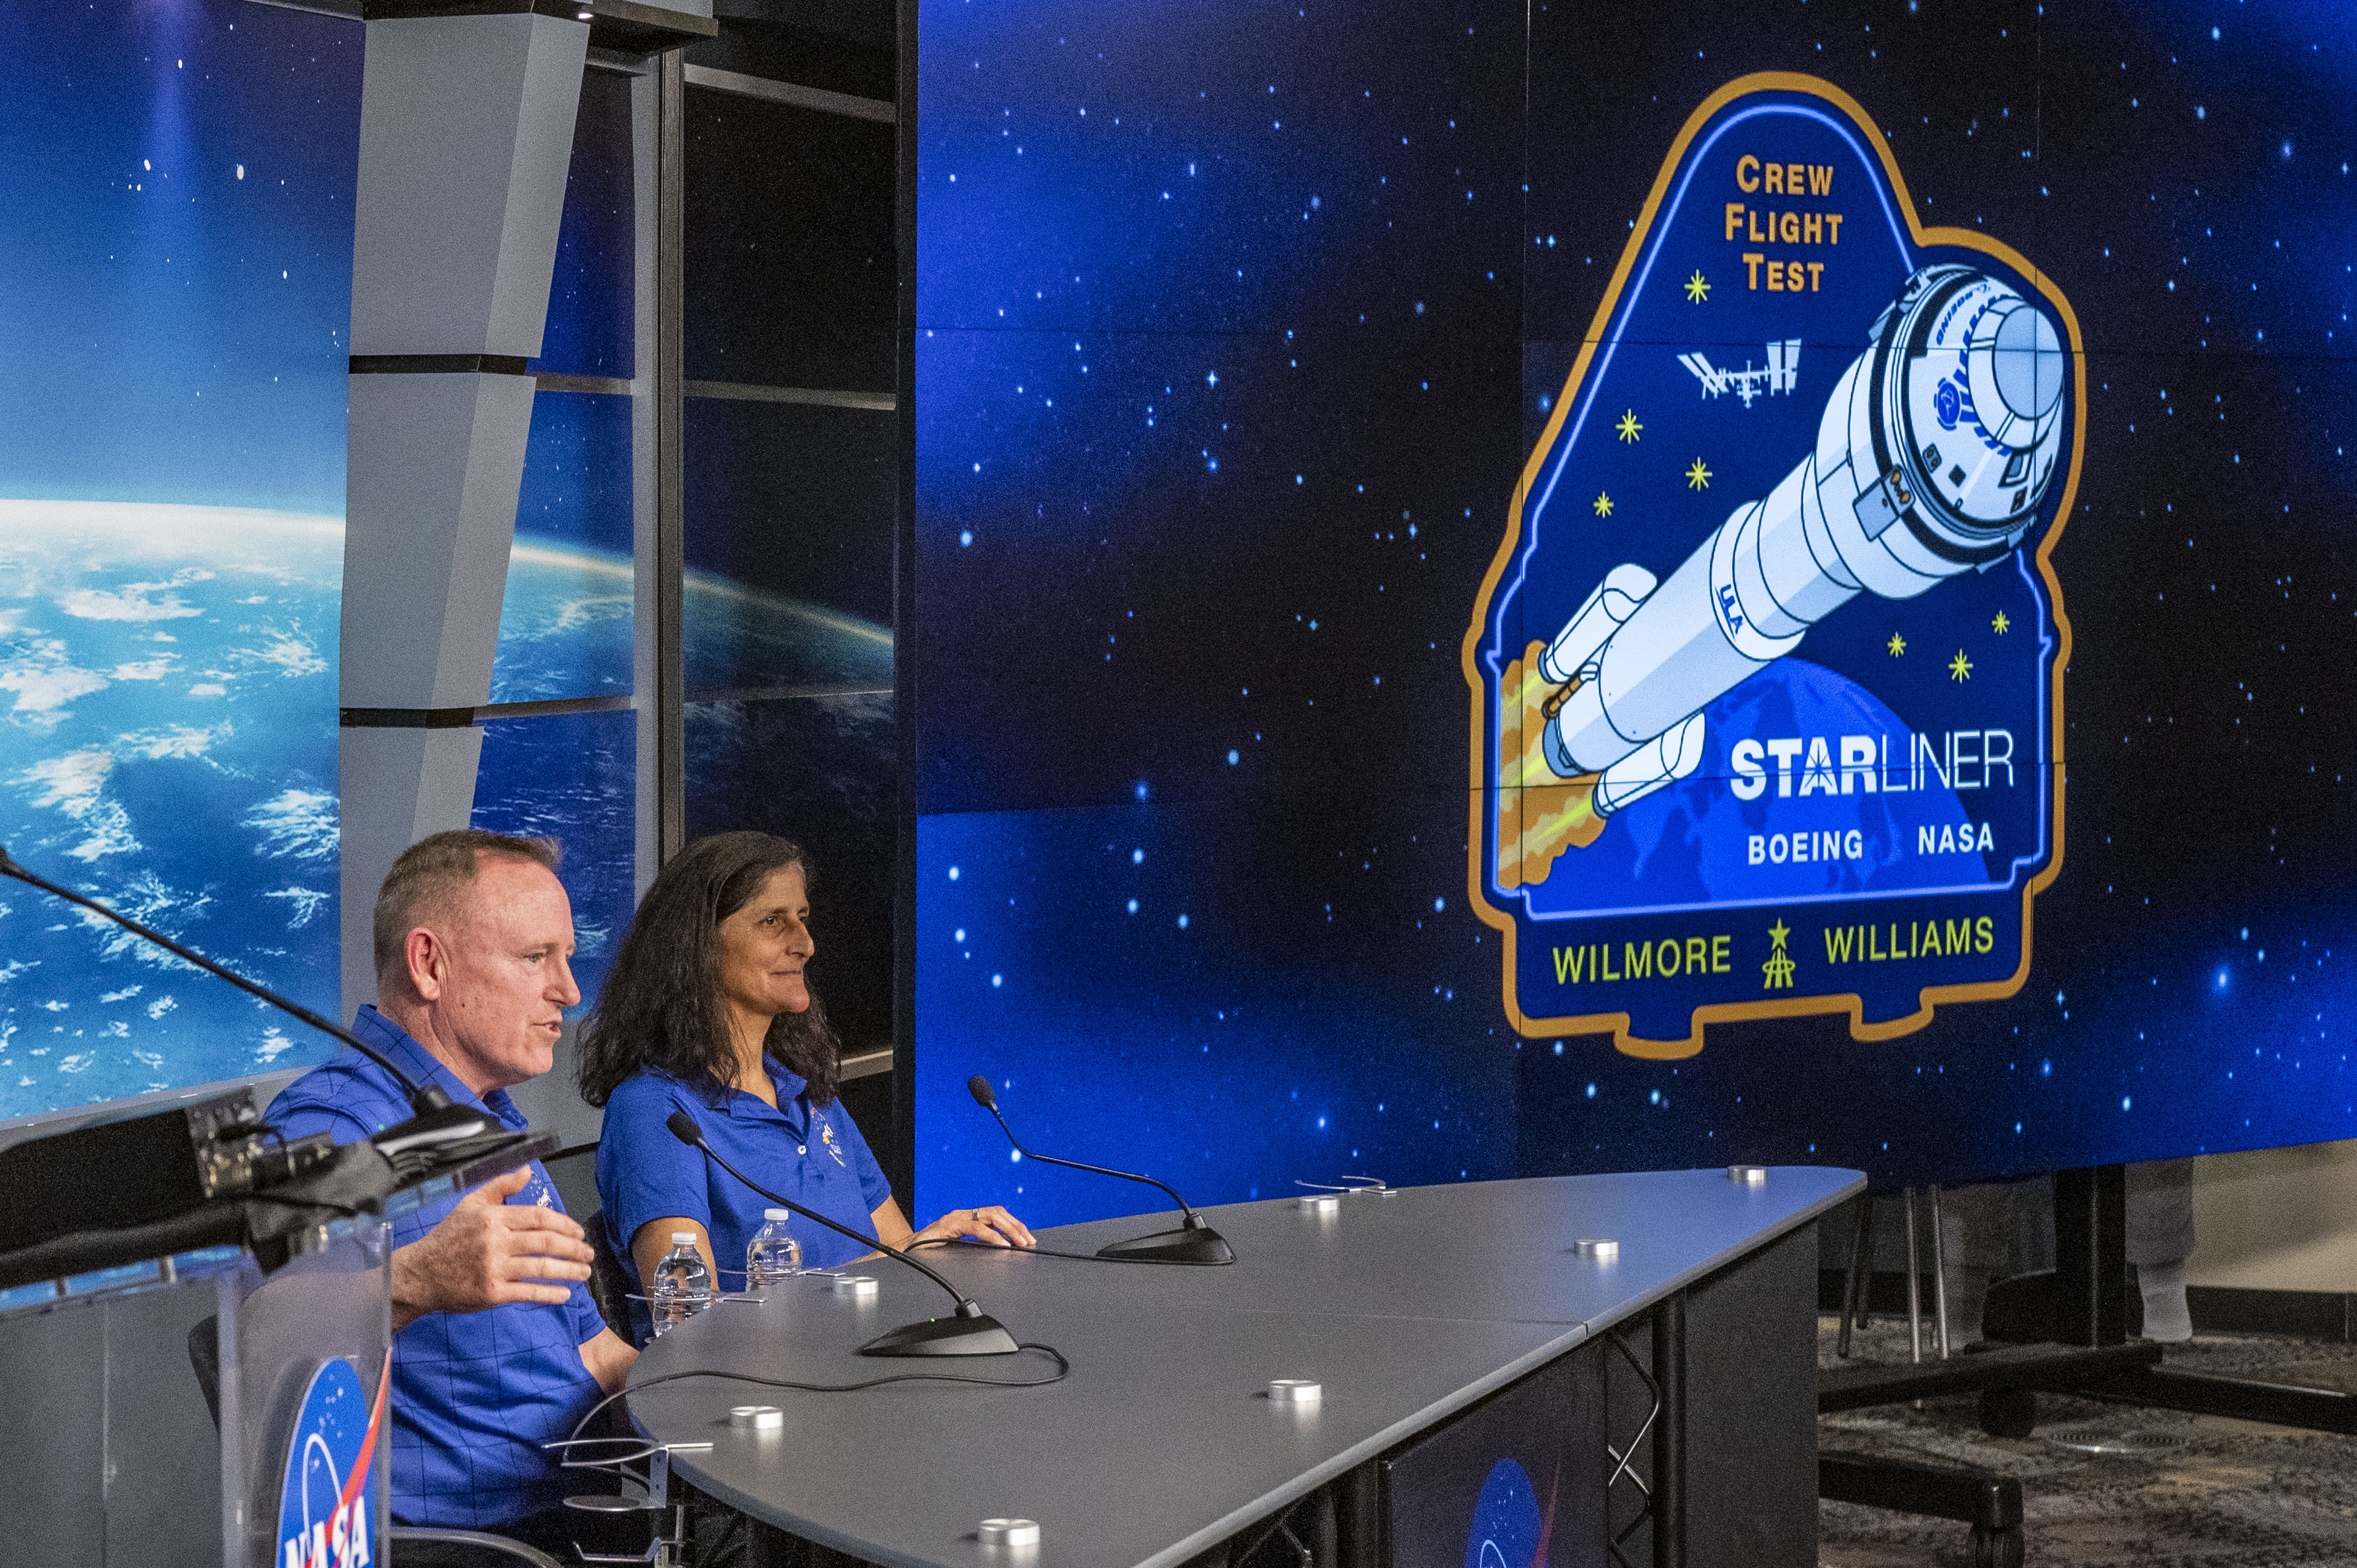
left=715, top=864, right=814, bottom=1022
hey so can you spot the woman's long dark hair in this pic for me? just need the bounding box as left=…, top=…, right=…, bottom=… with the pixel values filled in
left=577, top=831, right=841, bottom=1108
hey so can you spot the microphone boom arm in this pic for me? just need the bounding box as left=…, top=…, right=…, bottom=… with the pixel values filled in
left=966, top=1076, right=1233, bottom=1265
left=0, top=843, right=455, bottom=1121
left=663, top=1110, right=1020, bottom=1357
left=690, top=1135, right=977, bottom=1309
left=984, top=1105, right=1200, bottom=1223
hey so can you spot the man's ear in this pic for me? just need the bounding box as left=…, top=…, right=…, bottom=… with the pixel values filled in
left=404, top=925, right=448, bottom=1003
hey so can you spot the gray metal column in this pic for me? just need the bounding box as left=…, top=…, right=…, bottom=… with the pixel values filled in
left=338, top=8, right=588, bottom=1017
left=631, top=65, right=662, bottom=900
left=631, top=53, right=687, bottom=892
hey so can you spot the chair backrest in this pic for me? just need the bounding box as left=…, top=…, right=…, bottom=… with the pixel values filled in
left=189, top=1313, right=223, bottom=1430
left=388, top=1526, right=568, bottom=1567
left=582, top=1212, right=638, bottom=1343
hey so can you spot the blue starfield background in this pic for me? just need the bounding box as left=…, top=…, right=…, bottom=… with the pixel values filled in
left=913, top=0, right=2357, bottom=1223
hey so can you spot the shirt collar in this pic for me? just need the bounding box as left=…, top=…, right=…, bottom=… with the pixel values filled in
left=352, top=1004, right=527, bottom=1131
left=697, top=1055, right=812, bottom=1122
left=766, top=1055, right=810, bottom=1105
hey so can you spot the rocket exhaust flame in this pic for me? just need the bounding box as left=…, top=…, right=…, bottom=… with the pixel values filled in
left=1497, top=641, right=1606, bottom=887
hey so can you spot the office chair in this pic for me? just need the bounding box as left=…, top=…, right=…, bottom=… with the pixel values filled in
left=582, top=1212, right=640, bottom=1343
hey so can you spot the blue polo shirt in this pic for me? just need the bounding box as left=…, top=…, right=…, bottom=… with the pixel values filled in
left=266, top=1007, right=610, bottom=1532
left=597, top=1058, right=892, bottom=1343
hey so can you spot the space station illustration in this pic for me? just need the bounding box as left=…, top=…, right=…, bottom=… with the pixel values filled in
left=1497, top=263, right=2065, bottom=888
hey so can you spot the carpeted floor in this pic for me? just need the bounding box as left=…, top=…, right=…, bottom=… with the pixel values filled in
left=1819, top=1322, right=2357, bottom=1566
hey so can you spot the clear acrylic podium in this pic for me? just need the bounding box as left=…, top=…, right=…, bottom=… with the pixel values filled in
left=0, top=1211, right=391, bottom=1568
left=215, top=1216, right=394, bottom=1568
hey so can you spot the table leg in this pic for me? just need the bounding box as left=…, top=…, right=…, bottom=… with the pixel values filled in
left=1903, top=1189, right=1923, bottom=1364
left=1651, top=1294, right=1685, bottom=1568
left=1334, top=1465, right=1380, bottom=1568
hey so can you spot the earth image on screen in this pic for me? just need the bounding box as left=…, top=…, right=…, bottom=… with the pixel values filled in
left=0, top=498, right=891, bottom=1122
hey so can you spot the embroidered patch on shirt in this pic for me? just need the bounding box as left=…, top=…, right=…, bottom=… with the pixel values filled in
left=818, top=1117, right=849, bottom=1168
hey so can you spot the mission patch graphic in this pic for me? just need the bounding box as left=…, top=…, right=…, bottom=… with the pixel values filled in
left=1467, top=76, right=2083, bottom=1059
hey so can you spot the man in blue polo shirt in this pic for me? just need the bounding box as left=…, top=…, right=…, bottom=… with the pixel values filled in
left=269, top=829, right=637, bottom=1552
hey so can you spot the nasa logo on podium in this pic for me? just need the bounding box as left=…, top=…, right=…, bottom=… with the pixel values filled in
left=273, top=1358, right=388, bottom=1568
left=1468, top=74, right=2083, bottom=1059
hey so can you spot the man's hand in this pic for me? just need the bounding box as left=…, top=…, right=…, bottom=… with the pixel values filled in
left=391, top=1167, right=594, bottom=1331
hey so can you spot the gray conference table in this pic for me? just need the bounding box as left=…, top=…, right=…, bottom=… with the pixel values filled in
left=626, top=1166, right=1862, bottom=1568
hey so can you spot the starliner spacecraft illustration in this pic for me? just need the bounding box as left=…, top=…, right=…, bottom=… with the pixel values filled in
left=1498, top=263, right=2065, bottom=888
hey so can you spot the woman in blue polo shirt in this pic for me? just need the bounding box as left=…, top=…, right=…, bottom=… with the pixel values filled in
left=582, top=831, right=1032, bottom=1341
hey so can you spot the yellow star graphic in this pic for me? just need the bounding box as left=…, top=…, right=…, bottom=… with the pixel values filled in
left=1615, top=409, right=1642, bottom=443
left=1767, top=918, right=1790, bottom=947
left=1684, top=269, right=1711, bottom=303
left=1949, top=649, right=1973, bottom=681
left=1992, top=609, right=2011, bottom=634
left=1887, top=632, right=1906, bottom=657
left=1593, top=491, right=1613, bottom=516
left=1685, top=457, right=1712, bottom=490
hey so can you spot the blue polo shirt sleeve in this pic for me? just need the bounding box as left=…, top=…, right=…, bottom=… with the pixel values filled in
left=596, top=1073, right=715, bottom=1259
left=562, top=1255, right=608, bottom=1344
left=267, top=1058, right=399, bottom=1146
left=829, top=1100, right=894, bottom=1215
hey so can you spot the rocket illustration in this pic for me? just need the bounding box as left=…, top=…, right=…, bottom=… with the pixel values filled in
left=1499, top=263, right=2065, bottom=888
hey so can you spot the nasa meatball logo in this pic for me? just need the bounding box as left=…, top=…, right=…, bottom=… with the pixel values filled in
left=1467, top=75, right=2082, bottom=1058
left=1463, top=1459, right=1552, bottom=1568
left=274, top=1357, right=387, bottom=1568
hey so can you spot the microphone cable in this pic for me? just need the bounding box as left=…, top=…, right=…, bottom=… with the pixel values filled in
left=557, top=1340, right=1071, bottom=1448
left=905, top=1236, right=1229, bottom=1266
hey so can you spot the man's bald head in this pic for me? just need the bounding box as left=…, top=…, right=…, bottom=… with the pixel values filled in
left=373, top=829, right=561, bottom=992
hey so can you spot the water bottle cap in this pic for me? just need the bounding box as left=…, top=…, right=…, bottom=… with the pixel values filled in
left=671, top=1231, right=697, bottom=1245
left=765, top=1208, right=789, bottom=1221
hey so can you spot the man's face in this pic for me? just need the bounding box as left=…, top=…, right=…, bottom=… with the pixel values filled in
left=420, top=856, right=579, bottom=1095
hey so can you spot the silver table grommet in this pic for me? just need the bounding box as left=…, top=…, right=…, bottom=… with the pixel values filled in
left=728, top=1405, right=784, bottom=1430
left=1267, top=1378, right=1322, bottom=1403
left=1296, top=1193, right=1341, bottom=1212
left=1728, top=1165, right=1768, bottom=1185
left=832, top=1274, right=879, bottom=1296
left=1571, top=1238, right=1619, bottom=1258
left=979, top=1518, right=1041, bottom=1547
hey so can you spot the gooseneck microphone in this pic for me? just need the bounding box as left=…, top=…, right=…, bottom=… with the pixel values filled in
left=662, top=1109, right=1020, bottom=1357
left=0, top=841, right=470, bottom=1131
left=967, top=1076, right=1234, bottom=1265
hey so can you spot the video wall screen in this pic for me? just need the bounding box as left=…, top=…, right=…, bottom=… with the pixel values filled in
left=0, top=5, right=654, bottom=1125
left=0, top=3, right=359, bottom=1122
left=912, top=0, right=2357, bottom=1220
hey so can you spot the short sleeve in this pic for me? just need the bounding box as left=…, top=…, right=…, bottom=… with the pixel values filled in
left=267, top=1066, right=397, bottom=1148
left=564, top=1279, right=608, bottom=1344
left=595, top=1076, right=715, bottom=1258
left=268, top=1096, right=379, bottom=1146
left=830, top=1101, right=894, bottom=1213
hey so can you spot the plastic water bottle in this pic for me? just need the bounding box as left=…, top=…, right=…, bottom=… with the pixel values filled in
left=649, top=1231, right=712, bottom=1336
left=746, top=1209, right=803, bottom=1288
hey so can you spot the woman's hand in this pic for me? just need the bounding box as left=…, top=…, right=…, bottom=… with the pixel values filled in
left=911, top=1204, right=1036, bottom=1250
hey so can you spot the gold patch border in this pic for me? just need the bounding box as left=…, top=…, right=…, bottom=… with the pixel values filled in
left=1460, top=72, right=2085, bottom=1061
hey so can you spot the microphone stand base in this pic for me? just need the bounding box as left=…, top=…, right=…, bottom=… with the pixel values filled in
left=1096, top=1227, right=1236, bottom=1265
left=858, top=1314, right=1021, bottom=1357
